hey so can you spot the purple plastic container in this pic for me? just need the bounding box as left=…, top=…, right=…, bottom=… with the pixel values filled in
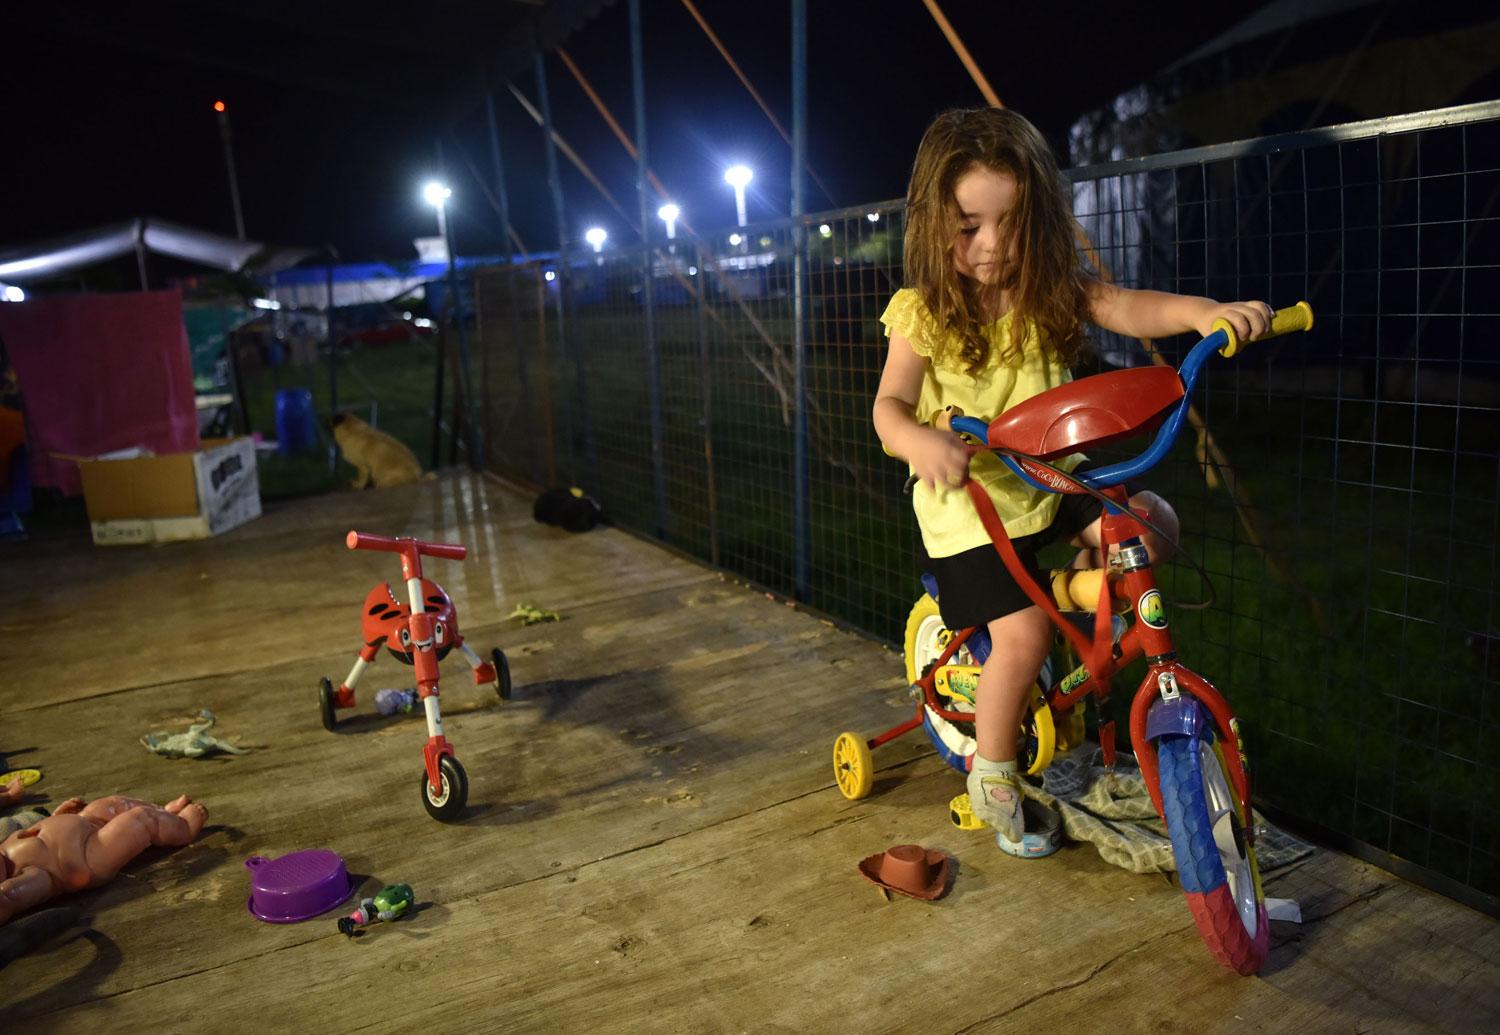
left=245, top=850, right=355, bottom=923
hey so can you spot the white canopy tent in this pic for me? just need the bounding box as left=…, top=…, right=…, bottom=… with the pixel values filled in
left=0, top=218, right=315, bottom=287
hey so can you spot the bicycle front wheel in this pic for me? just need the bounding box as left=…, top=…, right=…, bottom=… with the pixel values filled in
left=1157, top=734, right=1269, bottom=975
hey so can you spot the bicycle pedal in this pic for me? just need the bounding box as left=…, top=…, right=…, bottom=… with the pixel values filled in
left=948, top=793, right=984, bottom=830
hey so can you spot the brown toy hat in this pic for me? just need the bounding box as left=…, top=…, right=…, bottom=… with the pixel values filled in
left=857, top=844, right=952, bottom=901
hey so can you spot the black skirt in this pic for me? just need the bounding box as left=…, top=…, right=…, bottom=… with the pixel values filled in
left=921, top=476, right=1108, bottom=631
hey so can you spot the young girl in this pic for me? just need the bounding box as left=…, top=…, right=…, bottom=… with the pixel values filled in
left=872, top=107, right=1273, bottom=850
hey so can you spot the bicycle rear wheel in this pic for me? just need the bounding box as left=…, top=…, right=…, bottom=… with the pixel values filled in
left=905, top=594, right=1054, bottom=775
left=1157, top=733, right=1269, bottom=975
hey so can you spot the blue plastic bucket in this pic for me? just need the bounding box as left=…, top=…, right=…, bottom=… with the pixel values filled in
left=274, top=388, right=317, bottom=454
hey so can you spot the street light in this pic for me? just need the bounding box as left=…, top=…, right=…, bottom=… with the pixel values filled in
left=585, top=226, right=608, bottom=253
left=422, top=181, right=453, bottom=240
left=657, top=203, right=680, bottom=240
left=421, top=177, right=477, bottom=463
left=724, top=165, right=753, bottom=227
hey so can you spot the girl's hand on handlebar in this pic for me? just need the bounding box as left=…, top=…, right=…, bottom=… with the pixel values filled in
left=1195, top=300, right=1274, bottom=342
left=909, top=426, right=971, bottom=492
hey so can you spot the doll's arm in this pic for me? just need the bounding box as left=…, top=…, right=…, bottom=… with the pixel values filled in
left=0, top=863, right=59, bottom=926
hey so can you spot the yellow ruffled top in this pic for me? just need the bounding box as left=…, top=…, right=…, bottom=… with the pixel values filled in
left=880, top=287, right=1083, bottom=557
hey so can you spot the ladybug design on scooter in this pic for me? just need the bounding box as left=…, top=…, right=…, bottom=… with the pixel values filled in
left=362, top=581, right=458, bottom=664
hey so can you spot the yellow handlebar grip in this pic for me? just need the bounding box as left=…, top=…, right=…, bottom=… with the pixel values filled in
left=1215, top=301, right=1315, bottom=358
left=933, top=405, right=964, bottom=433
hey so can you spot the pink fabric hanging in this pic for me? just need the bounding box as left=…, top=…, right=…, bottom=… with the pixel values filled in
left=0, top=289, right=199, bottom=496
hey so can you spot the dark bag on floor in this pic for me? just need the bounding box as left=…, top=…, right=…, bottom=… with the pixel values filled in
left=533, top=486, right=605, bottom=532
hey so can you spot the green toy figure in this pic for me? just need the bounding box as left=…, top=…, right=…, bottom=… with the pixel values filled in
left=337, top=884, right=414, bottom=936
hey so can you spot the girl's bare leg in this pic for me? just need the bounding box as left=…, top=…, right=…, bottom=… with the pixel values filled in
left=968, top=606, right=1051, bottom=842
left=974, top=605, right=1053, bottom=761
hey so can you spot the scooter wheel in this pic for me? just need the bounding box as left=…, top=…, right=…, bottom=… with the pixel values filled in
left=492, top=648, right=512, bottom=701
left=319, top=677, right=338, bottom=733
left=421, top=755, right=469, bottom=822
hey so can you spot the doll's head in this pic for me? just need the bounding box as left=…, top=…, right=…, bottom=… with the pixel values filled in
left=903, top=107, right=1091, bottom=373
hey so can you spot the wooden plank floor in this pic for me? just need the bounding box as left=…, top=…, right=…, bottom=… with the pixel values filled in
left=2, top=473, right=1496, bottom=1032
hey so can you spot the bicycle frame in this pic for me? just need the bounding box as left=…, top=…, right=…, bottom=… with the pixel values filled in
left=882, top=303, right=1315, bottom=826
left=894, top=481, right=1255, bottom=824
left=962, top=480, right=1254, bottom=826
left=834, top=304, right=1313, bottom=974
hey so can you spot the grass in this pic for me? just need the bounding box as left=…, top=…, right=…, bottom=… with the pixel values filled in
left=235, top=338, right=444, bottom=499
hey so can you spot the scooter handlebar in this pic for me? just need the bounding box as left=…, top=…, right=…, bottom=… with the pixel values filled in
left=345, top=530, right=467, bottom=560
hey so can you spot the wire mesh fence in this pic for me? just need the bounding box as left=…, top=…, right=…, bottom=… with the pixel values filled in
left=250, top=275, right=454, bottom=497
left=472, top=100, right=1500, bottom=913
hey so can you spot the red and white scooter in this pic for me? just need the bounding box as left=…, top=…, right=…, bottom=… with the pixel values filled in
left=319, top=530, right=511, bottom=820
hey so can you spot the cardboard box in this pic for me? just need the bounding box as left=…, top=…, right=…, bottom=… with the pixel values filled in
left=76, top=437, right=261, bottom=545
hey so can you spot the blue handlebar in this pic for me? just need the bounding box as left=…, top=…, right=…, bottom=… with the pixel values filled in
left=949, top=415, right=991, bottom=440
left=954, top=328, right=1231, bottom=493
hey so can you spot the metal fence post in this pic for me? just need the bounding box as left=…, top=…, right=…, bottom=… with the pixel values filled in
left=485, top=86, right=538, bottom=483
left=325, top=252, right=340, bottom=472
left=436, top=138, right=481, bottom=469
left=790, top=0, right=811, bottom=601
left=695, top=240, right=720, bottom=566
left=630, top=0, right=669, bottom=540
left=535, top=34, right=598, bottom=493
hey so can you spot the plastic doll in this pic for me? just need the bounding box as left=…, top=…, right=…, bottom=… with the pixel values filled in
left=0, top=794, right=207, bottom=926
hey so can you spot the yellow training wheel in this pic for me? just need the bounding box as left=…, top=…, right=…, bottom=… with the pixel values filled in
left=833, top=731, right=874, bottom=800
left=0, top=768, right=41, bottom=788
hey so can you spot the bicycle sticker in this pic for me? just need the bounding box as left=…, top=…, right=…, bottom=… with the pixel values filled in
left=1059, top=664, right=1090, bottom=694
left=1137, top=590, right=1168, bottom=628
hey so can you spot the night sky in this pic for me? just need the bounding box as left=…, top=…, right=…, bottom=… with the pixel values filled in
left=3, top=1, right=1271, bottom=264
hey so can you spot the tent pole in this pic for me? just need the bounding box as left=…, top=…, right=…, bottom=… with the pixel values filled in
left=135, top=221, right=149, bottom=291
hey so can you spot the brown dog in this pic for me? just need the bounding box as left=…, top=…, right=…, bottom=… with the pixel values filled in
left=331, top=413, right=430, bottom=489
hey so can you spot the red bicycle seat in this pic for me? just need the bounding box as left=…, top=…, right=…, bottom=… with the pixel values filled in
left=987, top=366, right=1184, bottom=458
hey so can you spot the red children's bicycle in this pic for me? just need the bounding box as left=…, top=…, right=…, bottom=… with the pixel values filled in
left=834, top=302, right=1314, bottom=975
left=319, top=531, right=511, bottom=821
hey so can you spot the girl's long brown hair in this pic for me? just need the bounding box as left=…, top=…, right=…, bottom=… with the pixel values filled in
left=904, top=107, right=1091, bottom=375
